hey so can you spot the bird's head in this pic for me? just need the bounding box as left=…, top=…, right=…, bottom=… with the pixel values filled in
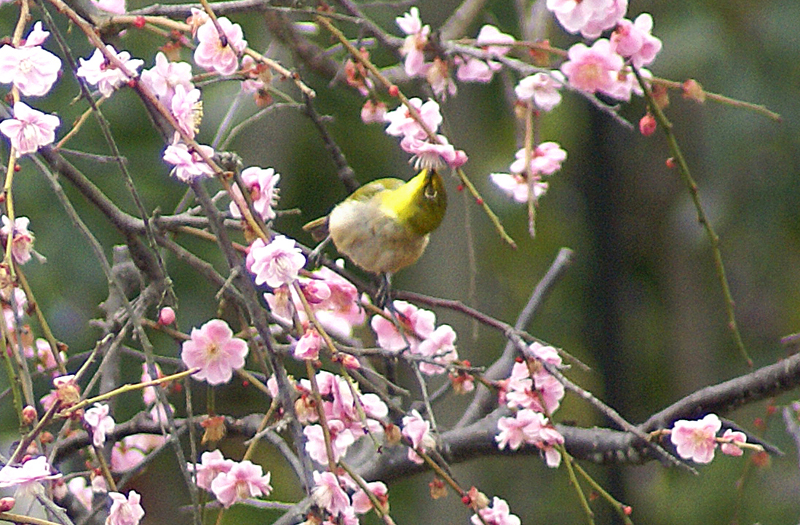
left=381, top=169, right=447, bottom=236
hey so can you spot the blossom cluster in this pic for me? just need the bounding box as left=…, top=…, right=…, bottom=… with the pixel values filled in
left=669, top=413, right=748, bottom=464
left=311, top=470, right=389, bottom=524
left=292, top=370, right=389, bottom=465
left=268, top=369, right=393, bottom=523
left=0, top=456, right=145, bottom=525
left=379, top=3, right=662, bottom=218
left=495, top=342, right=566, bottom=468
left=371, top=300, right=468, bottom=382
left=382, top=97, right=467, bottom=170
left=190, top=450, right=272, bottom=508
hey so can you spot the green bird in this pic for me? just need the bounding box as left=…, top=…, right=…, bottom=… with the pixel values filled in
left=303, top=168, right=447, bottom=304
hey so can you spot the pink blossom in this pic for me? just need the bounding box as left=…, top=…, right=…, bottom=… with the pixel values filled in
left=181, top=318, right=249, bottom=385
left=66, top=477, right=93, bottom=510
left=533, top=372, right=565, bottom=414
left=489, top=173, right=547, bottom=204
left=170, top=84, right=202, bottom=138
left=239, top=55, right=265, bottom=94
left=514, top=72, right=564, bottom=112
left=361, top=100, right=387, bottom=124
left=140, top=52, right=194, bottom=104
left=187, top=8, right=210, bottom=37
left=266, top=266, right=364, bottom=338
left=538, top=424, right=565, bottom=467
left=22, top=22, right=50, bottom=48
left=110, top=434, right=166, bottom=472
left=384, top=98, right=442, bottom=139
left=228, top=166, right=280, bottom=221
left=471, top=496, right=521, bottom=525
left=720, top=428, right=747, bottom=457
left=509, top=142, right=567, bottom=176
left=189, top=449, right=234, bottom=491
left=580, top=0, right=628, bottom=39
left=528, top=341, right=561, bottom=365
left=90, top=0, right=125, bottom=14
left=547, top=0, right=626, bottom=38
left=315, top=370, right=387, bottom=425
left=0, top=101, right=59, bottom=156
left=496, top=410, right=540, bottom=451
left=107, top=491, right=144, bottom=525
left=246, top=235, right=306, bottom=288
left=503, top=362, right=540, bottom=412
left=76, top=45, right=143, bottom=98
left=611, top=13, right=662, bottom=68
left=294, top=328, right=321, bottom=360
left=148, top=402, right=173, bottom=425
left=503, top=361, right=532, bottom=394
left=455, top=56, right=496, bottom=83
left=401, top=409, right=435, bottom=464
left=371, top=300, right=436, bottom=353
left=194, top=17, right=248, bottom=76
left=0, top=456, right=61, bottom=492
left=560, top=39, right=624, bottom=96
left=400, top=134, right=468, bottom=170
left=0, top=43, right=62, bottom=97
left=396, top=7, right=430, bottom=77
left=312, top=471, right=351, bottom=516
left=303, top=280, right=331, bottom=304
left=546, top=0, right=608, bottom=35
left=416, top=324, right=458, bottom=375
left=141, top=362, right=164, bottom=406
left=303, top=421, right=356, bottom=464
left=111, top=446, right=145, bottom=473
left=670, top=413, right=722, bottom=464
left=210, top=460, right=272, bottom=508
left=351, top=481, right=388, bottom=514
left=427, top=58, right=457, bottom=98
left=490, top=142, right=566, bottom=204
left=496, top=409, right=564, bottom=467
left=162, top=137, right=215, bottom=182
left=476, top=24, right=515, bottom=56
left=602, top=66, right=650, bottom=102
left=456, top=25, right=514, bottom=83
left=1, top=215, right=34, bottom=265
left=84, top=403, right=115, bottom=447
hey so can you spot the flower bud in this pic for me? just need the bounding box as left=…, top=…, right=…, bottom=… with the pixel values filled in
left=429, top=477, right=447, bottom=499
left=384, top=423, right=402, bottom=445
left=158, top=306, right=176, bottom=325
left=200, top=415, right=226, bottom=444
left=682, top=79, right=705, bottom=103
left=21, top=405, right=37, bottom=425
left=0, top=496, right=15, bottom=512
left=467, top=486, right=490, bottom=510
left=339, top=353, right=361, bottom=370
left=54, top=375, right=81, bottom=409
left=639, top=113, right=657, bottom=136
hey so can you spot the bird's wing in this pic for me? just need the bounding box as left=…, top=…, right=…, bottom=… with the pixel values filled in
left=302, top=178, right=405, bottom=241
left=346, top=178, right=405, bottom=202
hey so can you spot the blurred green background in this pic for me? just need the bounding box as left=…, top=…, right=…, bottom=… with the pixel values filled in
left=2, top=0, right=800, bottom=523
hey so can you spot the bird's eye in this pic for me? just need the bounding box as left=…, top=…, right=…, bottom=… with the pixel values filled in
left=424, top=183, right=437, bottom=200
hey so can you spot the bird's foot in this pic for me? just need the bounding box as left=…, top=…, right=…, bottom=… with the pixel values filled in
left=374, top=273, right=394, bottom=310
left=307, top=235, right=332, bottom=269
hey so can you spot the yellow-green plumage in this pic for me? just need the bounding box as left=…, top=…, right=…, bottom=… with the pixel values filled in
left=304, top=169, right=446, bottom=275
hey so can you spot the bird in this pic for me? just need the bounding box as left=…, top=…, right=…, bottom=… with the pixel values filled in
left=303, top=168, right=447, bottom=305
